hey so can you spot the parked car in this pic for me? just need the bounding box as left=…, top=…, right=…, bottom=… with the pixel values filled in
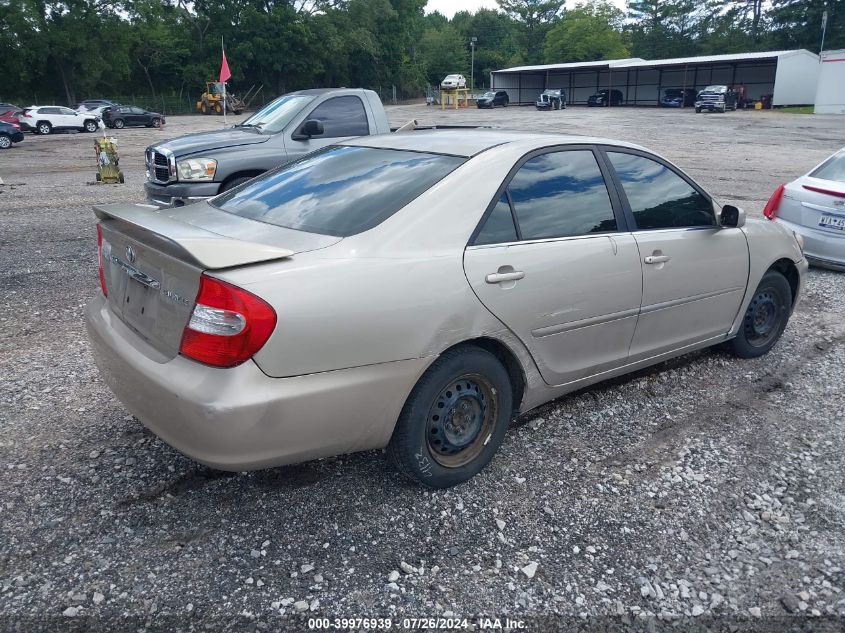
left=695, top=85, right=738, bottom=113
left=476, top=90, right=509, bottom=108
left=144, top=88, right=391, bottom=208
left=587, top=89, right=624, bottom=107
left=79, top=105, right=111, bottom=118
left=88, top=130, right=806, bottom=488
left=535, top=89, right=565, bottom=110
left=0, top=105, right=21, bottom=127
left=18, top=106, right=100, bottom=134
left=0, top=121, right=24, bottom=149
left=102, top=105, right=164, bottom=129
left=763, top=146, right=845, bottom=271
left=660, top=88, right=697, bottom=108
left=441, top=74, right=467, bottom=90
left=75, top=99, right=120, bottom=111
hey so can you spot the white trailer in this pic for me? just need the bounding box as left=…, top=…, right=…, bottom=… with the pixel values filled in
left=814, top=49, right=845, bottom=114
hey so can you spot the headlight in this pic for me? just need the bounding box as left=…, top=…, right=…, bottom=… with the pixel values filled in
left=177, top=158, right=217, bottom=181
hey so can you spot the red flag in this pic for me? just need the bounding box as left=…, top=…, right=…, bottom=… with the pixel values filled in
left=219, top=49, right=231, bottom=84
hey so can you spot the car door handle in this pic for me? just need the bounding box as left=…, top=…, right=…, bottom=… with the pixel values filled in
left=485, top=271, right=525, bottom=284
left=644, top=255, right=671, bottom=265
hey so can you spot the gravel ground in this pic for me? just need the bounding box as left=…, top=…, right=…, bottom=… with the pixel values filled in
left=1, top=107, right=844, bottom=632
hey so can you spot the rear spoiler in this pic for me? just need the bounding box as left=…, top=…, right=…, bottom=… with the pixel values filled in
left=94, top=203, right=294, bottom=270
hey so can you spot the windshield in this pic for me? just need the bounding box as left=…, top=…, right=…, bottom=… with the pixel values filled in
left=212, top=146, right=465, bottom=237
left=811, top=152, right=845, bottom=183
left=237, top=94, right=313, bottom=133
left=702, top=85, right=726, bottom=93
left=483, top=92, right=495, bottom=98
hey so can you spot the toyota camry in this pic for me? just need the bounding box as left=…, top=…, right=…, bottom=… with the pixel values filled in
left=86, top=130, right=807, bottom=488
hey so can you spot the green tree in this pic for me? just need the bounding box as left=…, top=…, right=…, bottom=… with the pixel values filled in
left=496, top=0, right=565, bottom=64
left=544, top=0, right=629, bottom=62
left=627, top=0, right=701, bottom=59
left=418, top=23, right=468, bottom=86
left=768, top=0, right=844, bottom=51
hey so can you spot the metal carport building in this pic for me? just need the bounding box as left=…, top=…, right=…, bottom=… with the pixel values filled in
left=491, top=50, right=820, bottom=107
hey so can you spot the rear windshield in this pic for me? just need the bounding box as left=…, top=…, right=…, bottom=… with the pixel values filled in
left=810, top=152, right=845, bottom=183
left=212, top=146, right=465, bottom=236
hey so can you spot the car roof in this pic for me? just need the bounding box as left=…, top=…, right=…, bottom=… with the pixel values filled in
left=341, top=129, right=648, bottom=158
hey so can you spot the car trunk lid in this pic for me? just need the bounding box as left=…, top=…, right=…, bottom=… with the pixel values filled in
left=96, top=202, right=341, bottom=359
left=783, top=177, right=845, bottom=236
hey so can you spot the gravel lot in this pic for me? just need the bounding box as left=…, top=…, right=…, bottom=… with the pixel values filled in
left=1, top=106, right=844, bottom=632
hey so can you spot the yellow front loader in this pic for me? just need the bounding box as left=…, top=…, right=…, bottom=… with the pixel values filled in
left=197, top=81, right=244, bottom=115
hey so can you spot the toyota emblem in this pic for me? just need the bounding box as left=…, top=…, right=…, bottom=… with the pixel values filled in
left=125, top=244, right=137, bottom=264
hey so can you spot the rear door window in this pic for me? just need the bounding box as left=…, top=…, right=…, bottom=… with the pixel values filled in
left=608, top=152, right=716, bottom=230
left=506, top=150, right=617, bottom=240
left=213, top=146, right=464, bottom=236
left=304, top=96, right=369, bottom=138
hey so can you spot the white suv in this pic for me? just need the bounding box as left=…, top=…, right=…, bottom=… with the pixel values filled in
left=440, top=74, right=467, bottom=90
left=19, top=106, right=100, bottom=135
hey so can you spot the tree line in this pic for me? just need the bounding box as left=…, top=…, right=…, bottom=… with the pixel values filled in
left=1, top=0, right=842, bottom=107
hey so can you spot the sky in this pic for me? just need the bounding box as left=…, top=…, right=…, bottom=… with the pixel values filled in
left=424, top=0, right=628, bottom=19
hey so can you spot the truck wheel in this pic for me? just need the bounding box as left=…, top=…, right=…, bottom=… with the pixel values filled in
left=118, top=171, right=125, bottom=184
left=387, top=346, right=513, bottom=488
left=695, top=107, right=701, bottom=113
left=728, top=271, right=791, bottom=359
left=214, top=103, right=223, bottom=114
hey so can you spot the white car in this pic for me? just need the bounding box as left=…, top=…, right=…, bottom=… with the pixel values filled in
left=78, top=105, right=110, bottom=118
left=764, top=146, right=845, bottom=271
left=441, top=74, right=467, bottom=90
left=19, top=105, right=100, bottom=135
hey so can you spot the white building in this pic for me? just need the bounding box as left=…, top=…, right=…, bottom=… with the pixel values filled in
left=491, top=50, right=821, bottom=107
left=814, top=49, right=845, bottom=114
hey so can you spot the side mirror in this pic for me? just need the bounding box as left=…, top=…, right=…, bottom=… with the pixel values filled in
left=720, top=204, right=746, bottom=228
left=292, top=119, right=324, bottom=141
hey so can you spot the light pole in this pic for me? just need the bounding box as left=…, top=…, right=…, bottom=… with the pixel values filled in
left=470, top=37, right=477, bottom=93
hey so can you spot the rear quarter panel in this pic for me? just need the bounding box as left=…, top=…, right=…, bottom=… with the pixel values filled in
left=216, top=142, right=548, bottom=383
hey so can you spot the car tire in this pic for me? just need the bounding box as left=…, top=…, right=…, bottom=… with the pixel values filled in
left=695, top=107, right=701, bottom=113
left=0, top=134, right=11, bottom=149
left=503, top=100, right=508, bottom=107
left=113, top=119, right=125, bottom=129
left=728, top=271, right=792, bottom=359
left=83, top=120, right=97, bottom=132
left=37, top=122, right=52, bottom=135
left=151, top=118, right=161, bottom=127
left=118, top=171, right=125, bottom=184
left=387, top=345, right=513, bottom=488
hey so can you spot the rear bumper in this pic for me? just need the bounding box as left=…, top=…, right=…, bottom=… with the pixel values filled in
left=775, top=217, right=845, bottom=271
left=144, top=181, right=220, bottom=208
left=85, top=295, right=430, bottom=471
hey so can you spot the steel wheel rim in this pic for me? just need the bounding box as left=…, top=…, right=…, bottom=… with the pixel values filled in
left=426, top=373, right=497, bottom=468
left=744, top=286, right=785, bottom=347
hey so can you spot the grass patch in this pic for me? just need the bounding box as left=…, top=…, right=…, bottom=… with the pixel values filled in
left=777, top=106, right=814, bottom=114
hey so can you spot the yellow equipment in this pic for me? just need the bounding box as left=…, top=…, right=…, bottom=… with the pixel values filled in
left=94, top=137, right=124, bottom=184
left=197, top=81, right=244, bottom=115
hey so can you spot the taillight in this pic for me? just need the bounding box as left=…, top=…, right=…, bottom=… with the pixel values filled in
left=763, top=184, right=785, bottom=220
left=97, top=224, right=108, bottom=296
left=179, top=274, right=276, bottom=368
left=802, top=184, right=845, bottom=199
